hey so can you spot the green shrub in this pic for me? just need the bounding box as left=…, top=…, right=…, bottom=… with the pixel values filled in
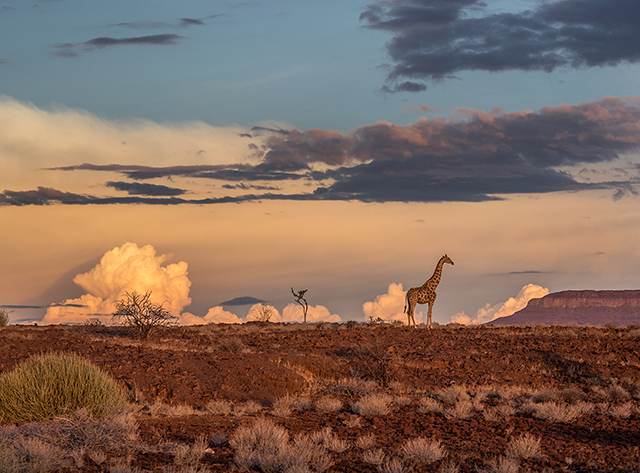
left=0, top=353, right=127, bottom=422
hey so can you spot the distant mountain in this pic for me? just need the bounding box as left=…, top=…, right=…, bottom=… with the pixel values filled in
left=219, top=296, right=266, bottom=306
left=488, top=290, right=640, bottom=326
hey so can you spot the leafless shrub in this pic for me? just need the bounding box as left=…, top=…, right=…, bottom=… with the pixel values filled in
left=400, top=437, right=445, bottom=464
left=205, top=400, right=233, bottom=416
left=356, top=433, right=376, bottom=449
left=247, top=304, right=276, bottom=322
left=315, top=396, right=342, bottom=413
left=112, top=291, right=174, bottom=339
left=149, top=402, right=198, bottom=417
left=309, top=427, right=349, bottom=454
left=477, top=456, right=520, bottom=473
left=0, top=436, right=67, bottom=473
left=363, top=448, right=386, bottom=465
left=378, top=458, right=410, bottom=473
left=507, top=434, right=542, bottom=459
left=352, top=393, right=393, bottom=416
left=349, top=342, right=399, bottom=388
left=219, top=337, right=244, bottom=353
left=417, top=397, right=445, bottom=415
left=171, top=435, right=208, bottom=467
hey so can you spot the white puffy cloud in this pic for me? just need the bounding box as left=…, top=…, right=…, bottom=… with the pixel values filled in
left=452, top=283, right=549, bottom=325
left=280, top=303, right=341, bottom=323
left=362, top=283, right=422, bottom=325
left=43, top=242, right=191, bottom=325
left=177, top=306, right=243, bottom=325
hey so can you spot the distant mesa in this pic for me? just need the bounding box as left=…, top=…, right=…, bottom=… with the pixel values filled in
left=219, top=296, right=266, bottom=306
left=488, top=290, right=640, bottom=326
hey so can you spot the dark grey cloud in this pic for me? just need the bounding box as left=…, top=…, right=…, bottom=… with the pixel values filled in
left=361, top=0, right=640, bottom=91
left=15, top=96, right=640, bottom=205
left=84, top=34, right=183, bottom=49
left=106, top=181, right=187, bottom=196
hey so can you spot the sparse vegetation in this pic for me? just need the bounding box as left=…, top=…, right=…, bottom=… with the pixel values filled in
left=352, top=393, right=393, bottom=416
left=400, top=437, right=446, bottom=464
left=0, top=353, right=127, bottom=422
left=507, top=434, right=542, bottom=459
left=0, top=308, right=9, bottom=327
left=112, top=290, right=174, bottom=339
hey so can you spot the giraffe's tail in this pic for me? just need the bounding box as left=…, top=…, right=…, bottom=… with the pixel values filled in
left=403, top=291, right=408, bottom=314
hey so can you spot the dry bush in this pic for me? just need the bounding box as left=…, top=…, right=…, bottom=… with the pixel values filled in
left=356, top=433, right=377, bottom=449
left=230, top=418, right=331, bottom=473
left=400, top=437, right=445, bottom=464
left=233, top=400, right=263, bottom=416
left=363, top=448, right=386, bottom=465
left=0, top=353, right=127, bottom=422
left=315, top=396, right=343, bottom=413
left=507, top=434, right=542, bottom=459
left=530, top=401, right=593, bottom=423
left=445, top=400, right=475, bottom=420
left=329, top=377, right=376, bottom=397
left=148, top=401, right=198, bottom=417
left=608, top=402, right=634, bottom=419
left=348, top=342, right=399, bottom=388
left=112, top=291, right=174, bottom=339
left=352, top=393, right=393, bottom=416
left=205, top=399, right=233, bottom=416
left=477, top=456, right=520, bottom=473
left=218, top=337, right=244, bottom=353
left=171, top=435, right=208, bottom=468
left=0, top=411, right=138, bottom=472
left=272, top=395, right=311, bottom=417
left=483, top=405, right=515, bottom=422
left=607, top=384, right=631, bottom=403
left=440, top=385, right=470, bottom=405
left=418, top=397, right=445, bottom=416
left=309, top=427, right=349, bottom=453
left=378, top=458, right=409, bottom=473
left=0, top=308, right=10, bottom=327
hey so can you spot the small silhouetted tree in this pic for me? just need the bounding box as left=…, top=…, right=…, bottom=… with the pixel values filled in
left=112, top=291, right=173, bottom=339
left=248, top=303, right=276, bottom=322
left=291, top=288, right=309, bottom=323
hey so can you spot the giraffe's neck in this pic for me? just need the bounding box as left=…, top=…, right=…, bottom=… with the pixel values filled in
left=423, top=257, right=445, bottom=288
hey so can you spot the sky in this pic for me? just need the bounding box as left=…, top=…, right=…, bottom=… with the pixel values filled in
left=1, top=0, right=640, bottom=325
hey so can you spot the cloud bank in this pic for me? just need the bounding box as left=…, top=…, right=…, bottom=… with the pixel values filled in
left=452, top=283, right=549, bottom=325
left=361, top=0, right=640, bottom=91
left=2, top=96, right=640, bottom=206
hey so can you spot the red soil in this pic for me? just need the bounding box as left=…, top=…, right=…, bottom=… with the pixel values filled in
left=1, top=322, right=639, bottom=472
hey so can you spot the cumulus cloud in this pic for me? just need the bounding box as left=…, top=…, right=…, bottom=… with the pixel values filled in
left=362, top=283, right=421, bottom=324
left=43, top=242, right=191, bottom=325
left=177, top=306, right=243, bottom=325
left=280, top=303, right=341, bottom=323
left=452, top=283, right=549, bottom=325
left=361, top=0, right=640, bottom=91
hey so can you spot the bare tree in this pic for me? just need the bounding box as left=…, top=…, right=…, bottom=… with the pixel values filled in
left=248, top=303, right=276, bottom=322
left=291, top=288, right=309, bottom=323
left=112, top=291, right=173, bottom=339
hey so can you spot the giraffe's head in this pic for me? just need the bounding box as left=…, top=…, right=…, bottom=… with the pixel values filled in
left=442, top=254, right=454, bottom=266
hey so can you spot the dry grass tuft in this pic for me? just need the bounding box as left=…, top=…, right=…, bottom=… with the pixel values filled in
left=204, top=399, right=233, bottom=416
left=352, top=393, right=393, bottom=416
left=507, top=434, right=542, bottom=459
left=418, top=397, right=445, bottom=415
left=378, top=458, right=410, bottom=473
left=362, top=448, right=386, bottom=465
left=529, top=401, right=593, bottom=423
left=478, top=456, right=520, bottom=473
left=355, top=433, right=377, bottom=449
left=315, top=396, right=343, bottom=413
left=400, top=437, right=446, bottom=464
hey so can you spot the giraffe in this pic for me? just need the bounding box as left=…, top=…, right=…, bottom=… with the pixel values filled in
left=404, top=254, right=454, bottom=328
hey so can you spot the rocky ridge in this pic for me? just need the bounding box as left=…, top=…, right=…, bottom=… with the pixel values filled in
left=490, top=289, right=640, bottom=325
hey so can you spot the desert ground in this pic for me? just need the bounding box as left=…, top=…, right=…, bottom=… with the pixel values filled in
left=1, top=321, right=640, bottom=472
